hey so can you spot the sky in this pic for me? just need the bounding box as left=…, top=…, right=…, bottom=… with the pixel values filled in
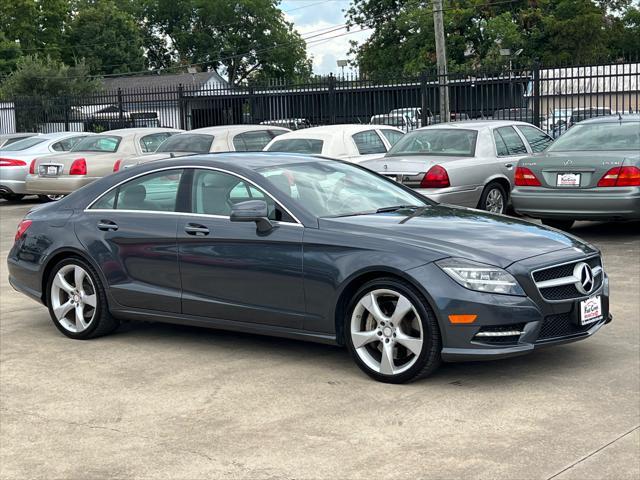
left=280, top=0, right=372, bottom=75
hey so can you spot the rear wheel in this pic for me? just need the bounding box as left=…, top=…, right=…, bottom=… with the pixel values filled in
left=542, top=219, right=574, bottom=230
left=346, top=278, right=441, bottom=384
left=39, top=194, right=65, bottom=202
left=46, top=258, right=119, bottom=339
left=478, top=182, right=507, bottom=214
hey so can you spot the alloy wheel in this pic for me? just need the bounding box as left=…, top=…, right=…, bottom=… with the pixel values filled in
left=485, top=188, right=505, bottom=213
left=50, top=264, right=97, bottom=333
left=350, top=289, right=424, bottom=376
left=47, top=194, right=65, bottom=201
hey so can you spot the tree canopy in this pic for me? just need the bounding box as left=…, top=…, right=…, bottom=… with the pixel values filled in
left=347, top=0, right=640, bottom=77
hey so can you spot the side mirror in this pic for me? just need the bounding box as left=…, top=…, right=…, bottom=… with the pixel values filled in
left=230, top=200, right=273, bottom=233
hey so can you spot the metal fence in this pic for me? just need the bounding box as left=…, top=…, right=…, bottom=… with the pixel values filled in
left=1, top=61, right=638, bottom=136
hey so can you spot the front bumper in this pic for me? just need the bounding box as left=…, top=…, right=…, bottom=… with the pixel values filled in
left=406, top=258, right=610, bottom=362
left=25, top=174, right=98, bottom=195
left=512, top=186, right=640, bottom=220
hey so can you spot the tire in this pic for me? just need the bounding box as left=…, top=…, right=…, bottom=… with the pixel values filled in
left=478, top=182, right=507, bottom=214
left=3, top=193, right=25, bottom=201
left=345, top=277, right=441, bottom=384
left=542, top=219, right=574, bottom=230
left=46, top=257, right=119, bottom=339
left=39, top=194, right=65, bottom=202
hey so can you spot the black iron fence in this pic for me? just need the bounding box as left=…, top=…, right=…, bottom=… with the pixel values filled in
left=1, top=61, right=638, bottom=136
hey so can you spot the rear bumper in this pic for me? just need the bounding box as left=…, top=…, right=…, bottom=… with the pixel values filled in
left=26, top=174, right=99, bottom=195
left=512, top=186, right=640, bottom=220
left=0, top=166, right=29, bottom=194
left=414, top=186, right=482, bottom=208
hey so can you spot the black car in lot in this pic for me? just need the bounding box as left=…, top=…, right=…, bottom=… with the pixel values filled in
left=8, top=153, right=611, bottom=383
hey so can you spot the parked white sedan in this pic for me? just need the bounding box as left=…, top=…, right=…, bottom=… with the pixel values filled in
left=0, top=132, right=94, bottom=201
left=263, top=124, right=404, bottom=163
left=117, top=125, right=290, bottom=170
left=360, top=120, right=554, bottom=213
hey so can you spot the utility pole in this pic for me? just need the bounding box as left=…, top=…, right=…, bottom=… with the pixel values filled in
left=433, top=0, right=450, bottom=122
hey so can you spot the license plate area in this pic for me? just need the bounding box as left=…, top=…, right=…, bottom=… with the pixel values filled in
left=39, top=164, right=61, bottom=177
left=579, top=295, right=602, bottom=325
left=557, top=173, right=581, bottom=187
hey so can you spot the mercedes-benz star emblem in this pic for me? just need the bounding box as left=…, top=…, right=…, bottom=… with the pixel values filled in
left=573, top=262, right=594, bottom=295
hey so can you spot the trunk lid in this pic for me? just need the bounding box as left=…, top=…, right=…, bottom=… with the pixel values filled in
left=522, top=151, right=640, bottom=189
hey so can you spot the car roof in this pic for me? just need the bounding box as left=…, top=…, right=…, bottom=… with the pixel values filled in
left=142, top=152, right=331, bottom=170
left=38, top=132, right=93, bottom=140
left=270, top=124, right=400, bottom=140
left=417, top=120, right=532, bottom=130
left=189, top=125, right=290, bottom=135
left=578, top=114, right=640, bottom=124
left=0, top=132, right=39, bottom=139
left=100, top=127, right=182, bottom=136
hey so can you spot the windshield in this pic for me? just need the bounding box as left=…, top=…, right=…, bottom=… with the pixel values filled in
left=267, top=138, right=324, bottom=154
left=72, top=135, right=121, bottom=153
left=0, top=137, right=46, bottom=151
left=548, top=122, right=640, bottom=151
left=388, top=129, right=477, bottom=156
left=256, top=161, right=428, bottom=218
left=157, top=133, right=214, bottom=153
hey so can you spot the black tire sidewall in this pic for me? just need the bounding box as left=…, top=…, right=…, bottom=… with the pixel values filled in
left=345, top=278, right=441, bottom=384
left=46, top=257, right=106, bottom=339
left=480, top=183, right=507, bottom=214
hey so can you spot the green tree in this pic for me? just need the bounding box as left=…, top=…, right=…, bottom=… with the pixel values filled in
left=141, top=0, right=312, bottom=84
left=0, top=33, right=23, bottom=75
left=63, top=1, right=146, bottom=75
left=0, top=55, right=101, bottom=98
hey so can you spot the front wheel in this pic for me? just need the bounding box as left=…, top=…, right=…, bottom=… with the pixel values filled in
left=46, top=257, right=119, bottom=339
left=478, top=182, right=507, bottom=214
left=542, top=219, right=574, bottom=230
left=346, top=278, right=441, bottom=384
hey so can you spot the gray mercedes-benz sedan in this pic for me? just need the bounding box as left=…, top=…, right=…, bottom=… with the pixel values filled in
left=512, top=115, right=640, bottom=229
left=8, top=153, right=611, bottom=383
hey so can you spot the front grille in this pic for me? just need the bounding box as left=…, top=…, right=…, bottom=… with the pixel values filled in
left=537, top=313, right=601, bottom=341
left=532, top=256, right=603, bottom=301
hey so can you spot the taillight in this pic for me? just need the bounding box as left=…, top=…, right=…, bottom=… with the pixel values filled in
left=0, top=157, right=27, bottom=167
left=69, top=158, right=87, bottom=175
left=113, top=159, right=122, bottom=172
left=420, top=165, right=450, bottom=188
left=29, top=159, right=36, bottom=174
left=597, top=166, right=640, bottom=187
left=15, top=219, right=32, bottom=242
left=514, top=166, right=542, bottom=186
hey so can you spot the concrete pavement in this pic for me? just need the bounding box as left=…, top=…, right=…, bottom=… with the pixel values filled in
left=1, top=198, right=638, bottom=479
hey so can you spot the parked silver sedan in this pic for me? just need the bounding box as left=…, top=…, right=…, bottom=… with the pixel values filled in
left=361, top=121, right=553, bottom=213
left=512, top=114, right=640, bottom=229
left=0, top=132, right=93, bottom=201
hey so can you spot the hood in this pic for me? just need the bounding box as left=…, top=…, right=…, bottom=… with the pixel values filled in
left=361, top=155, right=468, bottom=174
left=319, top=205, right=594, bottom=268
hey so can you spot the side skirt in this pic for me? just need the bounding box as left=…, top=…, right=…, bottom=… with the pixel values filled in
left=110, top=307, right=340, bottom=346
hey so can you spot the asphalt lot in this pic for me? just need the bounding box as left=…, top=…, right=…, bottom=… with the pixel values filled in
left=0, top=197, right=638, bottom=480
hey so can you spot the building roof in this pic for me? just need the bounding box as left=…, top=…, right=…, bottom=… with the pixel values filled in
left=102, top=71, right=228, bottom=92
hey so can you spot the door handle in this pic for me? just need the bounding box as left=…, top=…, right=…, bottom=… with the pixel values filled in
left=184, top=223, right=210, bottom=236
left=504, top=163, right=514, bottom=169
left=97, top=220, right=118, bottom=231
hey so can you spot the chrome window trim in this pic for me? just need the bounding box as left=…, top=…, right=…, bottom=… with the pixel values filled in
left=530, top=254, right=603, bottom=303
left=84, top=165, right=304, bottom=226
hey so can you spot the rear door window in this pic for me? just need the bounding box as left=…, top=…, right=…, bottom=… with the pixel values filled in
left=140, top=132, right=174, bottom=153
left=380, top=129, right=404, bottom=147
left=233, top=130, right=275, bottom=151
left=352, top=130, right=387, bottom=154
left=495, top=127, right=527, bottom=155
left=517, top=125, right=553, bottom=153
left=91, top=169, right=184, bottom=212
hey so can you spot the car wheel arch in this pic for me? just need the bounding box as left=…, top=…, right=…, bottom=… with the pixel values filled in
left=40, top=248, right=107, bottom=307
left=333, top=268, right=439, bottom=346
left=481, top=177, right=511, bottom=202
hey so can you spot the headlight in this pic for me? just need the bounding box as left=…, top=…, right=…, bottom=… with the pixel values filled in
left=436, top=258, right=525, bottom=296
